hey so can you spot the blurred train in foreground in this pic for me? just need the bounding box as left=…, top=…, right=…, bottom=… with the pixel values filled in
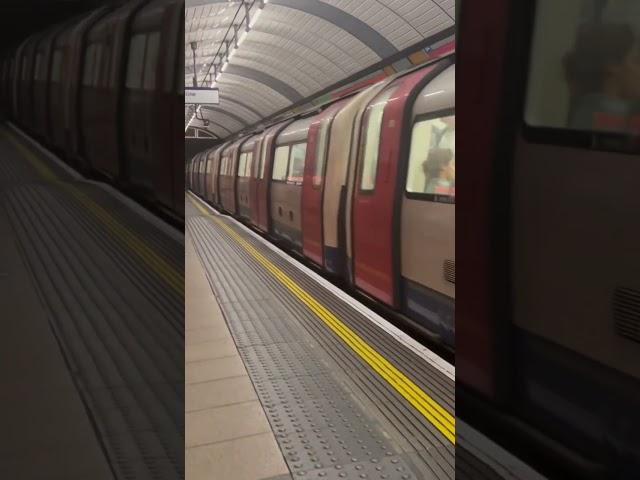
left=189, top=55, right=456, bottom=348
left=0, top=0, right=184, bottom=219
left=458, top=0, right=639, bottom=478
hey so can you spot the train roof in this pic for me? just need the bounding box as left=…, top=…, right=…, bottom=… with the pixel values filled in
left=413, top=63, right=455, bottom=118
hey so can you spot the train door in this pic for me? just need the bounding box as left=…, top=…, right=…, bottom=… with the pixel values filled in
left=302, top=100, right=345, bottom=266
left=256, top=121, right=292, bottom=232
left=458, top=0, right=640, bottom=476
left=512, top=0, right=640, bottom=471
left=351, top=66, right=438, bottom=307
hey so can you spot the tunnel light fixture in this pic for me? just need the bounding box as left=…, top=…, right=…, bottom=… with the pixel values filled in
left=249, top=8, right=262, bottom=28
left=202, top=0, right=268, bottom=90
left=237, top=30, right=249, bottom=47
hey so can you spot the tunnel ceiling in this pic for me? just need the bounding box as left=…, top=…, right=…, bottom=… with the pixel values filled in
left=185, top=0, right=455, bottom=138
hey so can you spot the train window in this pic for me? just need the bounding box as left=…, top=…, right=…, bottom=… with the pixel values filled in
left=405, top=114, right=455, bottom=200
left=125, top=34, right=146, bottom=89
left=246, top=152, right=254, bottom=177
left=33, top=53, right=42, bottom=81
left=272, top=145, right=290, bottom=181
left=287, top=143, right=307, bottom=184
left=21, top=56, right=28, bottom=81
left=143, top=32, right=160, bottom=91
left=313, top=118, right=330, bottom=187
left=238, top=153, right=247, bottom=178
left=524, top=0, right=640, bottom=148
left=99, top=43, right=111, bottom=88
left=259, top=140, right=268, bottom=179
left=51, top=50, right=62, bottom=83
left=359, top=88, right=395, bottom=191
left=82, top=44, right=96, bottom=86
left=93, top=45, right=103, bottom=87
left=222, top=155, right=231, bottom=175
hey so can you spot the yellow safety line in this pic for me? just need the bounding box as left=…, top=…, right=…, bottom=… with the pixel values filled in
left=188, top=195, right=456, bottom=444
left=1, top=127, right=58, bottom=182
left=2, top=125, right=184, bottom=298
left=65, top=186, right=185, bottom=296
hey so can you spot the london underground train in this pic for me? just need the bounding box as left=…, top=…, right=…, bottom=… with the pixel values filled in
left=0, top=0, right=185, bottom=219
left=189, top=54, right=456, bottom=349
left=457, top=0, right=639, bottom=478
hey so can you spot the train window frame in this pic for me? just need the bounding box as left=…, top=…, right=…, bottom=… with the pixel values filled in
left=286, top=142, right=307, bottom=185
left=312, top=118, right=331, bottom=189
left=358, top=87, right=396, bottom=193
left=520, top=0, right=640, bottom=155
left=125, top=33, right=146, bottom=90
left=404, top=108, right=456, bottom=204
left=272, top=145, right=291, bottom=182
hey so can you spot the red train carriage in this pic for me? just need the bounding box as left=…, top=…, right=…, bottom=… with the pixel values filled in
left=78, top=1, right=146, bottom=180
left=458, top=0, right=640, bottom=477
left=121, top=0, right=183, bottom=214
left=219, top=138, right=245, bottom=215
left=249, top=120, right=294, bottom=233
left=2, top=0, right=185, bottom=221
left=269, top=116, right=315, bottom=251
left=190, top=54, right=456, bottom=348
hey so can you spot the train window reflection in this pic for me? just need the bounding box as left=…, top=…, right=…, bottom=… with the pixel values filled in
left=405, top=115, right=455, bottom=198
left=125, top=34, right=146, bottom=89
left=260, top=137, right=268, bottom=178
left=313, top=119, right=330, bottom=187
left=246, top=152, right=253, bottom=177
left=238, top=153, right=247, bottom=178
left=82, top=44, right=95, bottom=86
left=525, top=0, right=640, bottom=140
left=143, top=32, right=160, bottom=91
left=360, top=88, right=394, bottom=191
left=272, top=145, right=290, bottom=181
left=288, top=143, right=306, bottom=184
left=51, top=51, right=62, bottom=83
left=34, top=53, right=42, bottom=81
left=21, top=56, right=27, bottom=80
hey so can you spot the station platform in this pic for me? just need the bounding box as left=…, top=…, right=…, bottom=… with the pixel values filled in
left=0, top=122, right=184, bottom=480
left=185, top=193, right=549, bottom=480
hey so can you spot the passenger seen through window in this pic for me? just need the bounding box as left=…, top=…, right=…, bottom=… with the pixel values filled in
left=525, top=0, right=640, bottom=140
left=405, top=114, right=455, bottom=199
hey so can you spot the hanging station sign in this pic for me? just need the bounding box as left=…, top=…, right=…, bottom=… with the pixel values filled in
left=185, top=87, right=220, bottom=105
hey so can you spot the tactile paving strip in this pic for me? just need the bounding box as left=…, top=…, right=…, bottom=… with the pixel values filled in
left=6, top=184, right=184, bottom=480
left=188, top=212, right=454, bottom=480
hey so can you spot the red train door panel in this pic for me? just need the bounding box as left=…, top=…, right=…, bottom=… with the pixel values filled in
left=352, top=68, right=433, bottom=307
left=302, top=101, right=345, bottom=266
left=302, top=119, right=322, bottom=264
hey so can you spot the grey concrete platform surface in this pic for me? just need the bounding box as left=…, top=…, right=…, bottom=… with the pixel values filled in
left=185, top=225, right=290, bottom=480
left=185, top=195, right=456, bottom=480
left=0, top=123, right=184, bottom=480
left=186, top=192, right=550, bottom=480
